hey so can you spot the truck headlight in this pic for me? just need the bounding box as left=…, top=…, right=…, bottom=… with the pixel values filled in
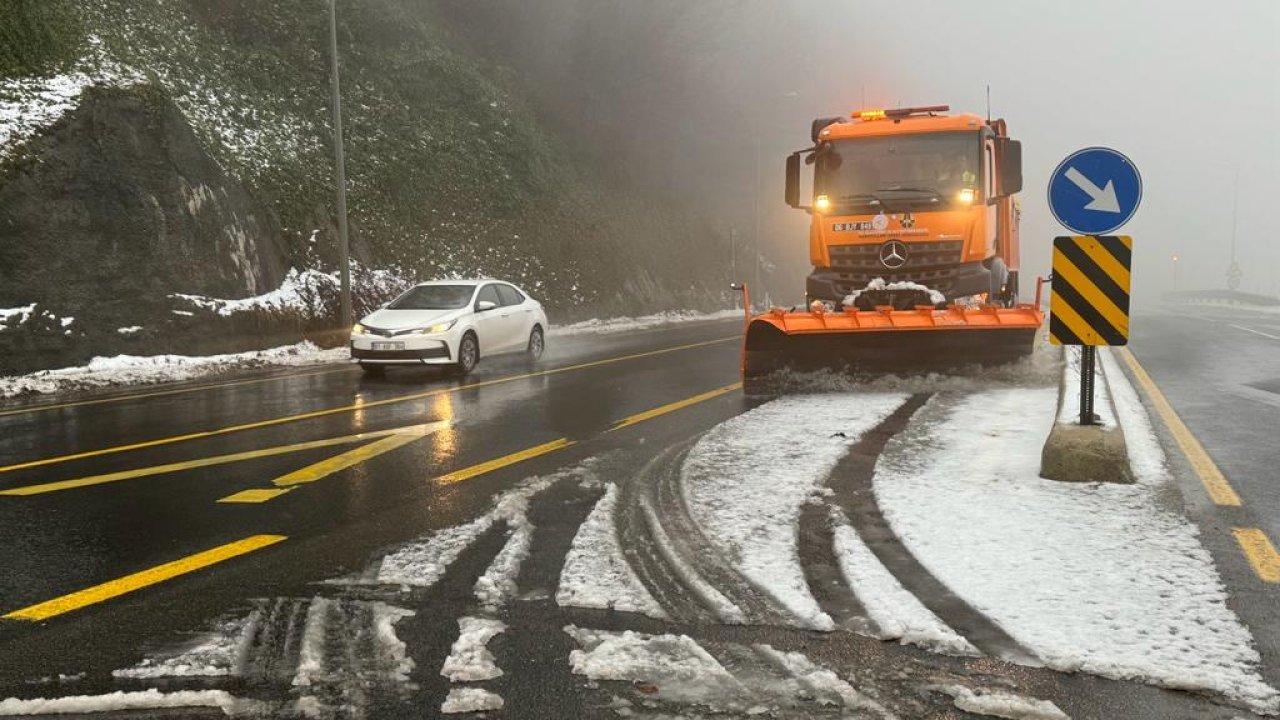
left=814, top=194, right=832, bottom=213
left=956, top=187, right=975, bottom=205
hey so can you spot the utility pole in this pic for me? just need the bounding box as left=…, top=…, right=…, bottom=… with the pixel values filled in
left=329, top=0, right=352, bottom=328
left=1227, top=169, right=1241, bottom=290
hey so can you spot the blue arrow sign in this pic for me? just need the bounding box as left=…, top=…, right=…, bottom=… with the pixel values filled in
left=1048, top=147, right=1141, bottom=235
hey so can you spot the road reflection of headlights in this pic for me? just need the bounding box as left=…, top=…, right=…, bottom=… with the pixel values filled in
left=351, top=323, right=367, bottom=335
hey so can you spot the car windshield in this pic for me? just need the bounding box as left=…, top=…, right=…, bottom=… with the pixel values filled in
left=386, top=284, right=474, bottom=310
left=816, top=132, right=980, bottom=209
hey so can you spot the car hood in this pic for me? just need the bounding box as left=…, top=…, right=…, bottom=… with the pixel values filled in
left=359, top=307, right=466, bottom=331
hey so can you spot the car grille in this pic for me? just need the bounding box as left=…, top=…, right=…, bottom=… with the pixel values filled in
left=351, top=346, right=450, bottom=360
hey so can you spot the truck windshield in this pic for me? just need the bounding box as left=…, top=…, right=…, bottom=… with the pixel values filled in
left=387, top=284, right=475, bottom=310
left=815, top=132, right=981, bottom=210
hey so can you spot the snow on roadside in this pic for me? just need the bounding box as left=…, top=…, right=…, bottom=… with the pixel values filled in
left=829, top=512, right=978, bottom=656
left=0, top=341, right=346, bottom=399
left=557, top=483, right=669, bottom=619
left=680, top=393, right=908, bottom=631
left=930, top=684, right=1069, bottom=720
left=441, top=687, right=504, bottom=714
left=440, top=616, right=506, bottom=682
left=170, top=266, right=408, bottom=319
left=873, top=387, right=1279, bottom=713
left=0, top=689, right=247, bottom=716
left=550, top=308, right=741, bottom=337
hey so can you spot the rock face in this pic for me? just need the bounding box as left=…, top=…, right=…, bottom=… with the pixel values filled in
left=0, top=84, right=287, bottom=315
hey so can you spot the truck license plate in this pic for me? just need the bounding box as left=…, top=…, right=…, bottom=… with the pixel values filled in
left=372, top=342, right=404, bottom=351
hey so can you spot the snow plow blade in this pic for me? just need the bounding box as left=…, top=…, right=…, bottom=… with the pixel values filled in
left=742, top=304, right=1043, bottom=392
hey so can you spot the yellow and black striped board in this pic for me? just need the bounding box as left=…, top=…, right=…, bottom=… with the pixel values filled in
left=1049, top=235, right=1131, bottom=346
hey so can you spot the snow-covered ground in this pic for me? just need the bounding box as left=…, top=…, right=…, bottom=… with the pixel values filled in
left=871, top=355, right=1278, bottom=713
left=679, top=392, right=909, bottom=631
left=0, top=341, right=346, bottom=399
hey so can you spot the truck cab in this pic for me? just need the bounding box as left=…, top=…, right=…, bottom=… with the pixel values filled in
left=785, top=106, right=1024, bottom=309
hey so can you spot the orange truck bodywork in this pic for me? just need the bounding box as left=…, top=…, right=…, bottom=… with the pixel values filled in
left=741, top=106, right=1043, bottom=386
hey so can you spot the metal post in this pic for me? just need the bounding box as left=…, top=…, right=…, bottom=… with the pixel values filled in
left=329, top=0, right=352, bottom=329
left=729, top=227, right=738, bottom=309
left=1079, top=346, right=1096, bottom=426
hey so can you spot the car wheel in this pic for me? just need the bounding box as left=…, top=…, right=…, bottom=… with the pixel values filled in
left=360, top=363, right=385, bottom=376
left=526, top=325, right=545, bottom=361
left=455, top=332, right=479, bottom=376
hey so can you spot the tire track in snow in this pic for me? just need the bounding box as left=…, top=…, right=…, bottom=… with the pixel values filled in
left=825, top=392, right=1039, bottom=665
left=797, top=502, right=879, bottom=635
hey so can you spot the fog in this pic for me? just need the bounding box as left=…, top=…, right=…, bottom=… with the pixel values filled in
left=443, top=0, right=1279, bottom=305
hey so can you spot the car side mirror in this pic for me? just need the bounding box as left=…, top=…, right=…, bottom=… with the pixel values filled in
left=476, top=300, right=498, bottom=312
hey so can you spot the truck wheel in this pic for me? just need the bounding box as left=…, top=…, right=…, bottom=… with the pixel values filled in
left=988, top=258, right=1010, bottom=307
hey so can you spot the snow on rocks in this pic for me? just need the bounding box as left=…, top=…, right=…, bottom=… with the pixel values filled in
left=170, top=266, right=408, bottom=319
left=0, top=37, right=144, bottom=161
left=873, top=386, right=1279, bottom=713
left=441, top=687, right=504, bottom=714
left=680, top=392, right=908, bottom=630
left=0, top=341, right=346, bottom=399
left=0, top=689, right=246, bottom=716
left=930, top=684, right=1070, bottom=720
left=842, top=277, right=946, bottom=306
left=440, top=616, right=507, bottom=682
left=550, top=308, right=742, bottom=337
left=557, top=483, right=669, bottom=619
left=829, top=512, right=978, bottom=656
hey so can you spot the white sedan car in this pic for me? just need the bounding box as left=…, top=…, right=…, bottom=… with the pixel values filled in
left=350, top=280, right=548, bottom=376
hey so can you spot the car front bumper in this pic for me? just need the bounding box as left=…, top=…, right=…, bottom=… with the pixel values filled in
left=350, top=333, right=456, bottom=365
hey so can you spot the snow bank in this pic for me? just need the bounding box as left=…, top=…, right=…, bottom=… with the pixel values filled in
left=680, top=393, right=908, bottom=630
left=441, top=687, right=504, bottom=714
left=842, top=277, right=946, bottom=307
left=0, top=341, right=345, bottom=399
left=170, top=266, right=407, bottom=319
left=557, top=483, right=669, bottom=619
left=931, top=685, right=1069, bottom=720
left=0, top=689, right=243, bottom=716
left=550, top=308, right=741, bottom=337
left=440, top=616, right=506, bottom=682
left=873, top=387, right=1279, bottom=713
left=830, top=516, right=977, bottom=656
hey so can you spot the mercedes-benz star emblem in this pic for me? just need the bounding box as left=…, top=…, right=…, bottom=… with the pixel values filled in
left=879, top=240, right=908, bottom=269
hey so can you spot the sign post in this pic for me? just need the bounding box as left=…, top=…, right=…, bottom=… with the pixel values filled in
left=1047, top=147, right=1141, bottom=425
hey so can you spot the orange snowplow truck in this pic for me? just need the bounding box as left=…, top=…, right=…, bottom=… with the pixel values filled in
left=742, top=105, right=1043, bottom=388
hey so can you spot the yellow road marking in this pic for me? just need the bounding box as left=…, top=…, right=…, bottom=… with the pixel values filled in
left=0, top=366, right=353, bottom=419
left=219, top=488, right=294, bottom=503
left=1233, top=528, right=1280, bottom=583
left=435, top=438, right=576, bottom=486
left=1118, top=347, right=1242, bottom=506
left=610, top=382, right=742, bottom=431
left=0, top=337, right=737, bottom=475
left=2, top=534, right=286, bottom=621
left=216, top=428, right=435, bottom=503
left=0, top=422, right=448, bottom=496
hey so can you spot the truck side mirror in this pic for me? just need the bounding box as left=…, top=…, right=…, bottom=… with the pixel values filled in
left=785, top=153, right=801, bottom=208
left=994, top=137, right=1023, bottom=196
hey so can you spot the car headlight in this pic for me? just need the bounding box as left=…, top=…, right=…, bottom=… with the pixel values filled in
left=351, top=323, right=367, bottom=335
left=422, top=320, right=457, bottom=335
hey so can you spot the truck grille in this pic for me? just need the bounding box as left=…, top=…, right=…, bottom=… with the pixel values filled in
left=828, top=239, right=963, bottom=271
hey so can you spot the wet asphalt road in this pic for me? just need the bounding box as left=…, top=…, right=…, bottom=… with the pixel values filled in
left=0, top=320, right=748, bottom=684
left=1129, top=302, right=1280, bottom=690
left=0, top=312, right=1275, bottom=718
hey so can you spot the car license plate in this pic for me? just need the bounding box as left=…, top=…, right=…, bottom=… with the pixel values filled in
left=372, top=342, right=404, bottom=351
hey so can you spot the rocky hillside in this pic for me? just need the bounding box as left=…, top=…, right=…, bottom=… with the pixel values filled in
left=0, top=0, right=727, bottom=374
